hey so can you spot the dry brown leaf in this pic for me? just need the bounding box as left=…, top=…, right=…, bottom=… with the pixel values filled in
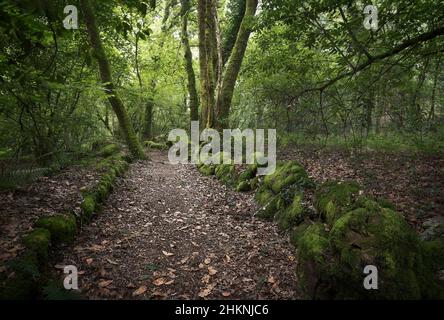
left=162, top=251, right=174, bottom=257
left=204, top=258, right=211, bottom=265
left=267, top=276, right=276, bottom=284
left=106, top=258, right=118, bottom=265
left=222, top=291, right=231, bottom=297
left=208, top=266, right=217, bottom=276
left=86, top=258, right=93, bottom=265
left=98, top=280, right=113, bottom=287
left=198, top=287, right=213, bottom=298
left=132, top=286, right=147, bottom=296
left=201, top=274, right=210, bottom=284
left=153, top=277, right=167, bottom=286
left=223, top=255, right=231, bottom=263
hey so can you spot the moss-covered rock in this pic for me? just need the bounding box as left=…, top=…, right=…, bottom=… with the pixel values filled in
left=263, top=161, right=308, bottom=194
left=416, top=240, right=444, bottom=299
left=35, top=215, right=77, bottom=244
left=276, top=193, right=304, bottom=230
left=255, top=185, right=275, bottom=205
left=296, top=223, right=332, bottom=298
left=98, top=143, right=120, bottom=157
left=236, top=181, right=251, bottom=192
left=198, top=164, right=215, bottom=176
left=22, top=228, right=51, bottom=265
left=81, top=194, right=96, bottom=221
left=315, top=181, right=361, bottom=226
left=257, top=195, right=286, bottom=220
left=215, top=164, right=238, bottom=186
left=238, top=165, right=257, bottom=182
left=328, top=204, right=424, bottom=299
left=144, top=140, right=168, bottom=150
left=294, top=194, right=444, bottom=299
left=0, top=253, right=40, bottom=300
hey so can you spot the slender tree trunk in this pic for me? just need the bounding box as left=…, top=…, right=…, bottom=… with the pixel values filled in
left=429, top=56, right=441, bottom=122
left=79, top=0, right=145, bottom=159
left=409, top=57, right=430, bottom=129
left=198, top=0, right=215, bottom=128
left=215, top=0, right=258, bottom=129
left=143, top=98, right=154, bottom=140
left=180, top=0, right=199, bottom=122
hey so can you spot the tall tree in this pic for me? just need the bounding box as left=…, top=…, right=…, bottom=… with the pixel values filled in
left=180, top=0, right=199, bottom=123
left=79, top=0, right=145, bottom=159
left=197, top=0, right=258, bottom=129
left=215, top=0, right=258, bottom=129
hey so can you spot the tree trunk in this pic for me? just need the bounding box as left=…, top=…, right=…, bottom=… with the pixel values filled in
left=79, top=0, right=145, bottom=159
left=215, top=0, right=258, bottom=129
left=143, top=98, right=154, bottom=140
left=180, top=0, right=199, bottom=122
left=197, top=0, right=215, bottom=128
left=409, top=57, right=430, bottom=129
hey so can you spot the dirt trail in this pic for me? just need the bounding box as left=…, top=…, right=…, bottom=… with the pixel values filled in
left=53, top=151, right=300, bottom=299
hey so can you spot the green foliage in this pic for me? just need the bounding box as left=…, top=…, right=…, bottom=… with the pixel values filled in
left=98, top=144, right=120, bottom=157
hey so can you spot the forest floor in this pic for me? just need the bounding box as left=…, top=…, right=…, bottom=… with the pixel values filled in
left=1, top=147, right=443, bottom=299
left=50, top=151, right=299, bottom=299
left=280, top=145, right=444, bottom=234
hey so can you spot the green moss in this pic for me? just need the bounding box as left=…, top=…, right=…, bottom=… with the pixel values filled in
left=250, top=177, right=260, bottom=190
left=236, top=181, right=251, bottom=192
left=238, top=165, right=257, bottom=182
left=290, top=223, right=310, bottom=247
left=42, top=281, right=83, bottom=300
left=376, top=198, right=397, bottom=211
left=35, top=215, right=77, bottom=244
left=144, top=140, right=168, bottom=150
left=198, top=164, right=215, bottom=176
left=415, top=240, right=444, bottom=299
left=315, top=181, right=361, bottom=225
left=22, top=228, right=51, bottom=265
left=276, top=193, right=304, bottom=230
left=81, top=194, right=96, bottom=221
left=257, top=195, right=285, bottom=220
left=98, top=143, right=120, bottom=157
left=252, top=152, right=268, bottom=168
left=215, top=164, right=238, bottom=186
left=263, top=161, right=308, bottom=194
left=327, top=205, right=439, bottom=299
left=255, top=185, right=274, bottom=205
left=0, top=253, right=40, bottom=300
left=296, top=223, right=332, bottom=298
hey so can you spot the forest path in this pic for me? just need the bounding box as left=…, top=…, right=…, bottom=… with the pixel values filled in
left=53, top=151, right=300, bottom=299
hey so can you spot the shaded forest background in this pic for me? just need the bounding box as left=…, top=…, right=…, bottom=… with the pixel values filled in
left=0, top=0, right=443, bottom=182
